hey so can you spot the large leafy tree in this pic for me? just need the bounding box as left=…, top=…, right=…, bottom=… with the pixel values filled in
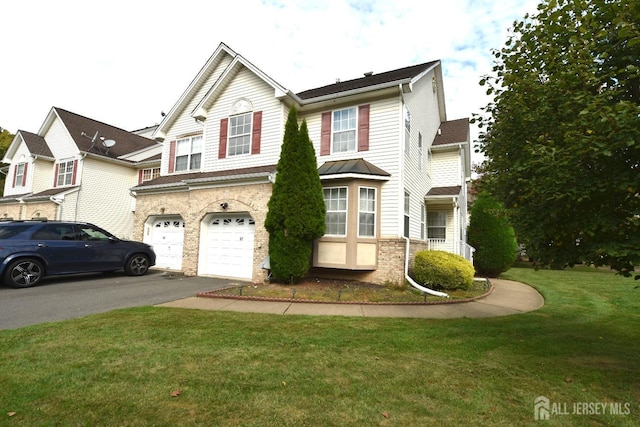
left=265, top=108, right=326, bottom=283
left=0, top=126, right=15, bottom=195
left=475, top=0, right=640, bottom=278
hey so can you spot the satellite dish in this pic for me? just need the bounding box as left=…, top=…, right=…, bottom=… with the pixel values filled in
left=102, top=139, right=116, bottom=148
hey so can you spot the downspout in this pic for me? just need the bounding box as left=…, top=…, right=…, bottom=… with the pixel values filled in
left=49, top=196, right=63, bottom=220
left=403, top=236, right=449, bottom=298
left=397, top=84, right=448, bottom=298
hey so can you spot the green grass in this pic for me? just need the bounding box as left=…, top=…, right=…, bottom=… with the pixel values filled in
left=0, top=267, right=638, bottom=426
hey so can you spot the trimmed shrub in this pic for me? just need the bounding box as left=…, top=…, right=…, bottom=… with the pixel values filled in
left=468, top=192, right=518, bottom=277
left=413, top=250, right=475, bottom=291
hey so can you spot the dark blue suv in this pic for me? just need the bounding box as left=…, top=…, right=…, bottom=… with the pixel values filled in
left=0, top=220, right=156, bottom=288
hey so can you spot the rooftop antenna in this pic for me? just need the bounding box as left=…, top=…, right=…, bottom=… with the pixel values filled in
left=102, top=137, right=116, bottom=155
left=80, top=131, right=116, bottom=155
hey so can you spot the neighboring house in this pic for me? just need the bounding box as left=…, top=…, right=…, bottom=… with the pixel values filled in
left=131, top=42, right=472, bottom=284
left=0, top=108, right=162, bottom=238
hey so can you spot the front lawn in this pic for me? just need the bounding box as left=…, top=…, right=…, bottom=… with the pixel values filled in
left=0, top=267, right=638, bottom=426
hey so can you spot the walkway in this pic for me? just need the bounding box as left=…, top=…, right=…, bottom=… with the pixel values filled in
left=157, top=279, right=544, bottom=319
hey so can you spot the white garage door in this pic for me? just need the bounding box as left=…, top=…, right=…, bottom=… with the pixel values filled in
left=150, top=218, right=184, bottom=270
left=200, top=215, right=255, bottom=280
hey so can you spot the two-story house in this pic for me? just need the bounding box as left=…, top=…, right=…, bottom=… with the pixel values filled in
left=131, top=42, right=472, bottom=285
left=0, top=107, right=162, bottom=238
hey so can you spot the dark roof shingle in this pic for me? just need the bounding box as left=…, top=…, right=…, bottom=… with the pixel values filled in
left=54, top=108, right=159, bottom=160
left=433, top=118, right=469, bottom=146
left=133, top=165, right=277, bottom=190
left=296, top=61, right=439, bottom=100
left=426, top=186, right=462, bottom=197
left=318, top=159, right=390, bottom=177
left=19, top=131, right=53, bottom=157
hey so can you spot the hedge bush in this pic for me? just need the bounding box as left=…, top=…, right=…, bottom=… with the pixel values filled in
left=467, top=192, right=518, bottom=278
left=413, top=250, right=475, bottom=291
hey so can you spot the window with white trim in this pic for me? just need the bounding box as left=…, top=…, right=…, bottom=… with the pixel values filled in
left=142, top=167, right=160, bottom=182
left=404, top=104, right=411, bottom=156
left=403, top=190, right=410, bottom=237
left=228, top=112, right=252, bottom=156
left=418, top=132, right=423, bottom=170
left=332, top=107, right=357, bottom=153
left=323, top=187, right=347, bottom=236
left=175, top=135, right=202, bottom=171
left=15, top=163, right=25, bottom=187
left=427, top=211, right=447, bottom=239
left=358, top=187, right=376, bottom=237
left=57, top=161, right=74, bottom=186
left=421, top=204, right=426, bottom=240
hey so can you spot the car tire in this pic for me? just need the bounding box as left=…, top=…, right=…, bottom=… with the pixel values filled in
left=125, top=254, right=150, bottom=276
left=4, top=258, right=44, bottom=288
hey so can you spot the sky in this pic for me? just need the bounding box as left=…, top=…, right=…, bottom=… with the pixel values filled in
left=1, top=0, right=540, bottom=164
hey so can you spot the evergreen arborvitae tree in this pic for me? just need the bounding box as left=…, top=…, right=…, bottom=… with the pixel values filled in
left=468, top=192, right=518, bottom=278
left=264, top=108, right=326, bottom=283
left=0, top=127, right=14, bottom=195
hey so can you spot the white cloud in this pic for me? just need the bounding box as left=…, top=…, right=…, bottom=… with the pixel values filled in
left=0, top=0, right=540, bottom=163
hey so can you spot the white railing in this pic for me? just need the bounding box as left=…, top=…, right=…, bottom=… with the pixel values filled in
left=428, top=239, right=475, bottom=264
left=462, top=241, right=475, bottom=265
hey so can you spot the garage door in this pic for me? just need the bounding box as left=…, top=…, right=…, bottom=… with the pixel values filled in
left=200, top=214, right=255, bottom=280
left=149, top=217, right=184, bottom=270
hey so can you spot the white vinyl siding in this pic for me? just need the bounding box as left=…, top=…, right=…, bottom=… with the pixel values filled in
left=399, top=68, right=442, bottom=239
left=431, top=150, right=463, bottom=187
left=206, top=69, right=283, bottom=171
left=160, top=54, right=233, bottom=175
left=32, top=160, right=53, bottom=195
left=42, top=116, right=78, bottom=159
left=74, top=157, right=139, bottom=239
left=302, top=97, right=402, bottom=237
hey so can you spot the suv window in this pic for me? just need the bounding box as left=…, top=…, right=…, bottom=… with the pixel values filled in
left=78, top=225, right=112, bottom=242
left=0, top=224, right=33, bottom=239
left=31, top=224, right=78, bottom=241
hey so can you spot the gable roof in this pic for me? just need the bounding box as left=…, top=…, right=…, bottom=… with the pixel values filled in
left=296, top=60, right=440, bottom=101
left=433, top=118, right=469, bottom=147
left=153, top=42, right=289, bottom=141
left=19, top=131, right=54, bottom=158
left=51, top=108, right=160, bottom=161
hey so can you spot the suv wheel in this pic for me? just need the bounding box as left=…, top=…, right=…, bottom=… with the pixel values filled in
left=4, top=258, right=44, bottom=288
left=125, top=254, right=150, bottom=276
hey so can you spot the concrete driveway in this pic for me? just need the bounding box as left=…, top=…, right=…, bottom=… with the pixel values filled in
left=0, top=269, right=233, bottom=330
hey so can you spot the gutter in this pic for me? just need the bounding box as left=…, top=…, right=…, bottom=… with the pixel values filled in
left=402, top=236, right=450, bottom=298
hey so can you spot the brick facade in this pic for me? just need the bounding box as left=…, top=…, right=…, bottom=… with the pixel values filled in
left=133, top=182, right=273, bottom=282
left=0, top=201, right=57, bottom=221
